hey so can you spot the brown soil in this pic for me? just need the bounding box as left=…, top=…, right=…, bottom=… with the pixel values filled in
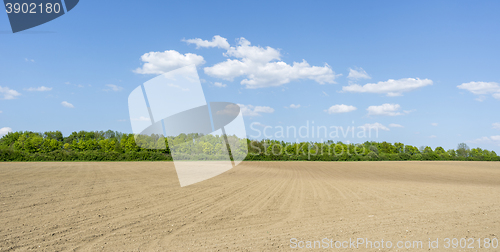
left=1, top=161, right=499, bottom=251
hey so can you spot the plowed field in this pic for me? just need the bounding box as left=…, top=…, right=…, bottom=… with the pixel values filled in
left=1, top=161, right=499, bottom=251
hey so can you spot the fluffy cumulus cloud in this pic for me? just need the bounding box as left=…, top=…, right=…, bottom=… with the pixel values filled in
left=183, top=35, right=230, bottom=49
left=197, top=37, right=339, bottom=89
left=361, top=123, right=389, bottom=131
left=24, top=86, right=52, bottom=92
left=61, top=101, right=74, bottom=108
left=134, top=50, right=205, bottom=74
left=0, top=127, right=12, bottom=137
left=342, top=78, right=433, bottom=96
left=367, top=103, right=405, bottom=116
left=469, top=135, right=500, bottom=146
left=493, top=122, right=500, bottom=130
left=135, top=36, right=339, bottom=87
left=347, top=67, right=371, bottom=80
left=213, top=82, right=227, bottom=88
left=0, top=86, right=21, bottom=100
left=457, top=81, right=500, bottom=101
left=289, top=104, right=301, bottom=109
left=238, top=104, right=274, bottom=116
left=389, top=123, right=404, bottom=128
left=104, top=84, right=123, bottom=92
left=325, top=104, right=357, bottom=114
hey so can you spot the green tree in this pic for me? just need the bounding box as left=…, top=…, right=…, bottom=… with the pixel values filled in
left=379, top=141, right=396, bottom=154
left=447, top=149, right=457, bottom=159
left=434, top=147, right=446, bottom=155
left=394, top=142, right=404, bottom=153
left=404, top=145, right=419, bottom=155
left=456, top=143, right=470, bottom=159
left=423, top=146, right=433, bottom=153
left=369, top=145, right=378, bottom=154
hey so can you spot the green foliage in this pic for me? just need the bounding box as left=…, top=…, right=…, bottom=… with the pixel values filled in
left=366, top=151, right=379, bottom=160
left=434, top=147, right=446, bottom=155
left=404, top=145, right=420, bottom=155
left=457, top=143, right=470, bottom=159
left=399, top=152, right=410, bottom=160
left=447, top=149, right=457, bottom=158
left=0, top=130, right=498, bottom=162
left=423, top=146, right=433, bottom=153
left=369, top=145, right=379, bottom=154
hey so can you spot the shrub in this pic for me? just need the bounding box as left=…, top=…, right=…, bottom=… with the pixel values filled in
left=366, top=152, right=379, bottom=161
left=411, top=154, right=422, bottom=160
left=399, top=152, right=410, bottom=160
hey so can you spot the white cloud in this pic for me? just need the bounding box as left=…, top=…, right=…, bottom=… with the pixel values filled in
left=183, top=35, right=230, bottom=49
left=250, top=122, right=268, bottom=128
left=322, top=91, right=329, bottom=96
left=213, top=82, right=227, bottom=88
left=429, top=135, right=437, bottom=138
left=215, top=104, right=240, bottom=116
left=104, top=84, right=123, bottom=92
left=325, top=104, right=357, bottom=114
left=24, top=86, right=52, bottom=92
left=289, top=104, right=301, bottom=109
left=25, top=58, right=34, bottom=62
left=361, top=123, right=389, bottom=131
left=238, top=104, right=274, bottom=117
left=0, top=86, right=21, bottom=100
left=222, top=38, right=281, bottom=63
left=469, top=135, right=500, bottom=146
left=0, top=127, right=12, bottom=137
left=431, top=123, right=438, bottom=126
left=61, top=101, right=74, bottom=108
left=457, top=81, right=500, bottom=94
left=167, top=83, right=190, bottom=91
left=347, top=67, right=371, bottom=80
left=131, top=116, right=150, bottom=121
left=389, top=123, right=404, bottom=128
left=475, top=96, right=487, bottom=102
left=493, top=122, right=500, bottom=130
left=65, top=82, right=85, bottom=88
left=134, top=50, right=205, bottom=74
left=342, top=78, right=433, bottom=96
left=202, top=37, right=339, bottom=89
left=0, top=110, right=2, bottom=113
left=367, top=103, right=405, bottom=116
left=457, top=81, right=500, bottom=101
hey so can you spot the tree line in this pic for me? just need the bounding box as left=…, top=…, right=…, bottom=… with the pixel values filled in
left=0, top=130, right=498, bottom=161
left=246, top=140, right=499, bottom=161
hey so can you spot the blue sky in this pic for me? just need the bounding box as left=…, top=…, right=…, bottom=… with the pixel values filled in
left=1, top=0, right=499, bottom=152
